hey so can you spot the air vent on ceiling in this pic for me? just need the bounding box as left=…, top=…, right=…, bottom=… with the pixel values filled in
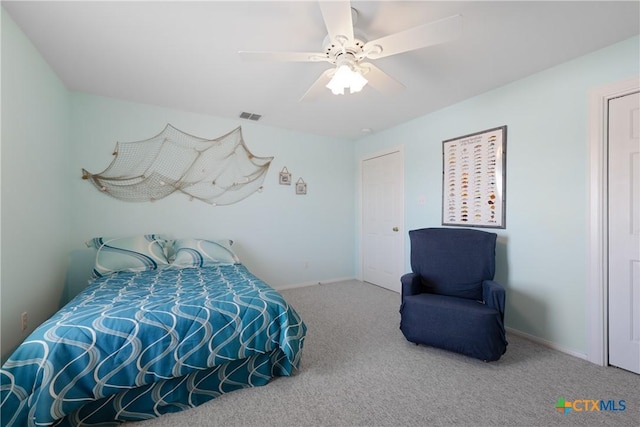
left=239, top=112, right=262, bottom=121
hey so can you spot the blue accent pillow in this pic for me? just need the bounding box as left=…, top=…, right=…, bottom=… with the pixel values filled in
left=86, top=234, right=169, bottom=278
left=170, top=238, right=239, bottom=268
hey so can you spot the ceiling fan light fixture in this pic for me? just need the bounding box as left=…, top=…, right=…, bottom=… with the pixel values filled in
left=326, top=64, right=368, bottom=95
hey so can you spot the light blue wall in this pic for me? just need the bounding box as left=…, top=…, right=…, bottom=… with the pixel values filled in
left=355, top=36, right=640, bottom=355
left=0, top=9, right=355, bottom=362
left=1, top=10, right=71, bottom=361
left=2, top=1, right=638, bottom=362
left=68, top=92, right=356, bottom=294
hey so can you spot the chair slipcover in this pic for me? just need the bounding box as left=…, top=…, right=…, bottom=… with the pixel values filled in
left=400, top=228, right=507, bottom=361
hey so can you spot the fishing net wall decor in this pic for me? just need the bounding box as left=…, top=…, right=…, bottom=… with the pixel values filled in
left=82, top=125, right=273, bottom=205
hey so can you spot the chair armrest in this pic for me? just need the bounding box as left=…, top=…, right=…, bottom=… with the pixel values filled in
left=482, top=280, right=506, bottom=321
left=401, top=272, right=424, bottom=300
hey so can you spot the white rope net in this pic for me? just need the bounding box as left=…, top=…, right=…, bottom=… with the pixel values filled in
left=82, top=125, right=273, bottom=205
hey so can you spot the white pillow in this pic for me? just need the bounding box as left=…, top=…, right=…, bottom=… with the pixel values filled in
left=86, top=234, right=169, bottom=277
left=170, top=238, right=239, bottom=268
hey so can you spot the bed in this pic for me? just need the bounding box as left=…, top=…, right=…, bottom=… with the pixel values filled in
left=0, top=236, right=307, bottom=426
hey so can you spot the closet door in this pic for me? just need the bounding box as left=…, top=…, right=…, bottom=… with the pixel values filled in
left=608, top=91, right=640, bottom=374
left=362, top=150, right=404, bottom=293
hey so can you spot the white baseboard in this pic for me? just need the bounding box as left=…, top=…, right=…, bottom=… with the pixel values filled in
left=506, top=327, right=588, bottom=361
left=273, top=276, right=357, bottom=291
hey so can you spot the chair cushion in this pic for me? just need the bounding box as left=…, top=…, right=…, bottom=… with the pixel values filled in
left=409, top=228, right=496, bottom=300
left=400, top=293, right=507, bottom=361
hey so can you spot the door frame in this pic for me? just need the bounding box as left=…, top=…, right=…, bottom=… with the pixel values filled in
left=358, top=146, right=405, bottom=284
left=587, top=76, right=639, bottom=366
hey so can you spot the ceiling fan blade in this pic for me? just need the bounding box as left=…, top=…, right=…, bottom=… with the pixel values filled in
left=360, top=63, right=405, bottom=95
left=299, top=69, right=334, bottom=102
left=319, top=0, right=354, bottom=44
left=239, top=51, right=328, bottom=62
left=364, top=14, right=462, bottom=60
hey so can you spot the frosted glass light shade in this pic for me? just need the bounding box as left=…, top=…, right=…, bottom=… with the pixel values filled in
left=326, top=65, right=368, bottom=95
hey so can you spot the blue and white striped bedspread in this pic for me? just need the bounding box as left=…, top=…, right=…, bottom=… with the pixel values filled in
left=0, top=264, right=307, bottom=426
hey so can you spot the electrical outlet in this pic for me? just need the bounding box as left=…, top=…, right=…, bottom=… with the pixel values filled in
left=21, top=312, right=28, bottom=331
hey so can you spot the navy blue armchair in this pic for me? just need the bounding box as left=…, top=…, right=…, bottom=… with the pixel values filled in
left=400, top=228, right=507, bottom=361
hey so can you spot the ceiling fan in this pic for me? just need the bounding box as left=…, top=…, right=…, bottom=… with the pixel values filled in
left=238, top=1, right=462, bottom=101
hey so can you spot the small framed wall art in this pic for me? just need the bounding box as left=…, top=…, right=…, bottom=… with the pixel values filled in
left=295, top=178, right=307, bottom=195
left=279, top=167, right=291, bottom=185
left=442, top=125, right=506, bottom=229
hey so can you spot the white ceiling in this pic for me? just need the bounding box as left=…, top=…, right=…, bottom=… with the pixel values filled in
left=4, top=1, right=639, bottom=140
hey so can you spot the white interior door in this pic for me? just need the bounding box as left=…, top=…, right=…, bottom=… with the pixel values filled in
left=608, top=91, right=640, bottom=374
left=362, top=150, right=404, bottom=293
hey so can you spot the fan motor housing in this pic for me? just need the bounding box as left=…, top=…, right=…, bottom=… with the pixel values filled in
left=323, top=37, right=366, bottom=64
